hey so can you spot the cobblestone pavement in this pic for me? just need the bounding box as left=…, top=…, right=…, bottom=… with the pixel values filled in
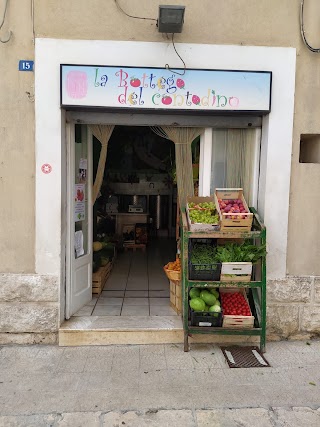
left=0, top=340, right=319, bottom=426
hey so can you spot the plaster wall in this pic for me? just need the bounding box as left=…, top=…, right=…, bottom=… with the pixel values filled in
left=0, top=0, right=35, bottom=272
left=1, top=0, right=319, bottom=276
left=32, top=0, right=320, bottom=275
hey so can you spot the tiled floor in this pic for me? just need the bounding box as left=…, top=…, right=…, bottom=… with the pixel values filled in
left=73, top=238, right=178, bottom=317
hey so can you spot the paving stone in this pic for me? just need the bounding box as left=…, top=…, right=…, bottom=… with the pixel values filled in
left=75, top=388, right=140, bottom=412
left=1, top=391, right=79, bottom=416
left=55, top=348, right=88, bottom=373
left=196, top=408, right=274, bottom=427
left=112, top=345, right=140, bottom=371
left=0, top=341, right=320, bottom=417
left=57, top=411, right=102, bottom=426
left=83, top=346, right=114, bottom=372
left=274, top=407, right=320, bottom=427
left=102, top=410, right=194, bottom=427
left=164, top=344, right=194, bottom=370
left=0, top=414, right=56, bottom=427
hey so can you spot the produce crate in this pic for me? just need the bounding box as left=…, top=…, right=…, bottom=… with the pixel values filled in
left=214, top=188, right=253, bottom=232
left=164, top=256, right=181, bottom=281
left=186, top=196, right=220, bottom=232
left=220, top=262, right=252, bottom=282
left=189, top=261, right=221, bottom=281
left=188, top=239, right=221, bottom=281
left=170, top=280, right=182, bottom=314
left=190, top=309, right=223, bottom=327
left=92, top=261, right=112, bottom=295
left=164, top=265, right=181, bottom=281
left=220, top=288, right=254, bottom=329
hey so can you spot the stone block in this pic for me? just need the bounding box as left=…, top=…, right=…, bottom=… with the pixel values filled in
left=314, top=277, right=320, bottom=302
left=0, top=303, right=59, bottom=332
left=0, top=332, right=57, bottom=345
left=57, top=412, right=102, bottom=426
left=0, top=274, right=59, bottom=302
left=103, top=410, right=194, bottom=427
left=266, top=305, right=299, bottom=338
left=267, top=277, right=312, bottom=303
left=300, top=306, right=320, bottom=333
left=196, top=408, right=274, bottom=427
left=0, top=414, right=57, bottom=426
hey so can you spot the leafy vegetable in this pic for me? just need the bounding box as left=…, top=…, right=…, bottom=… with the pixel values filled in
left=190, top=244, right=219, bottom=271
left=214, top=240, right=267, bottom=263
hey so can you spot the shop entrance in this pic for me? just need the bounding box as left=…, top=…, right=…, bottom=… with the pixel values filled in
left=66, top=124, right=200, bottom=319
left=63, top=117, right=262, bottom=345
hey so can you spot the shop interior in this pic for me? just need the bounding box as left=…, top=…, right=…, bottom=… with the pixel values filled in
left=73, top=125, right=200, bottom=317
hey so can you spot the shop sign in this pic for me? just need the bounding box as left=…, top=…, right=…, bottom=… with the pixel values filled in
left=61, top=65, right=272, bottom=113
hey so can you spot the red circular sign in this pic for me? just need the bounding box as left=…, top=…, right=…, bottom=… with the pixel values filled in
left=41, top=164, right=52, bottom=174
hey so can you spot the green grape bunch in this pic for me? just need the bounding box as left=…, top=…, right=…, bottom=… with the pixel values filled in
left=188, top=202, right=219, bottom=224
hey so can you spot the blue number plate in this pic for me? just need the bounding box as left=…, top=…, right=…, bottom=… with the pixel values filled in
left=19, top=60, right=34, bottom=71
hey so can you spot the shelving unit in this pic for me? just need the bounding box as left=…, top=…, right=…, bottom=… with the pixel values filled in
left=180, top=207, right=266, bottom=352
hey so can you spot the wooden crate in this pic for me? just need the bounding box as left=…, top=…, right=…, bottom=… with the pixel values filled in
left=220, top=262, right=252, bottom=282
left=124, top=243, right=146, bottom=252
left=170, top=279, right=182, bottom=314
left=186, top=196, right=220, bottom=232
left=214, top=188, right=253, bottom=232
left=92, top=261, right=112, bottom=295
left=220, top=288, right=254, bottom=329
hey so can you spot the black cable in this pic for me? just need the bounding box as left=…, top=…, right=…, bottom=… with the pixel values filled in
left=114, top=0, right=157, bottom=23
left=0, top=0, right=9, bottom=30
left=114, top=1, right=186, bottom=74
left=165, top=34, right=186, bottom=76
left=300, top=0, right=320, bottom=53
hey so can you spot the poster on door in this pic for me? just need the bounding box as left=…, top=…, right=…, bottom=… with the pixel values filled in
left=75, top=184, right=85, bottom=222
left=78, top=158, right=87, bottom=183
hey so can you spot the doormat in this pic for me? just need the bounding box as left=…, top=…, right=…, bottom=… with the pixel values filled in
left=220, top=346, right=270, bottom=368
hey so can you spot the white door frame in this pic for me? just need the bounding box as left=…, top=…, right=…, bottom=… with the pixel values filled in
left=34, top=39, right=296, bottom=326
left=65, top=123, right=93, bottom=318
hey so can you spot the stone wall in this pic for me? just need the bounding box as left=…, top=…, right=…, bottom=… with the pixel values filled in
left=1, top=273, right=319, bottom=344
left=0, top=274, right=59, bottom=344
left=267, top=276, right=320, bottom=340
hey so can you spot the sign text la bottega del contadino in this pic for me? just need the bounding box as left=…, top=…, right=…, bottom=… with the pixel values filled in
left=61, top=65, right=272, bottom=113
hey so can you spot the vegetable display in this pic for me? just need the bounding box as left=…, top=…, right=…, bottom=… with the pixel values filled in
left=188, top=202, right=219, bottom=224
left=220, top=291, right=251, bottom=316
left=217, top=198, right=249, bottom=220
left=189, top=288, right=221, bottom=313
left=190, top=240, right=266, bottom=266
left=190, top=244, right=219, bottom=271
left=214, top=241, right=267, bottom=263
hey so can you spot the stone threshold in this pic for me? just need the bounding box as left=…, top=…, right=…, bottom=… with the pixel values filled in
left=59, top=315, right=259, bottom=346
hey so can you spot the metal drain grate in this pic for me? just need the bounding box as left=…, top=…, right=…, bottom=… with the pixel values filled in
left=220, top=346, right=270, bottom=368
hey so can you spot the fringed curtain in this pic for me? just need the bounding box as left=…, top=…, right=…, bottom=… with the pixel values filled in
left=151, top=126, right=203, bottom=209
left=89, top=124, right=114, bottom=204
left=225, top=129, right=256, bottom=205
left=211, top=129, right=256, bottom=205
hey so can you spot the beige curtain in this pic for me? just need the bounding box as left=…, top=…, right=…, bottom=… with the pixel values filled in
left=225, top=129, right=256, bottom=204
left=89, top=124, right=114, bottom=204
left=158, top=126, right=203, bottom=209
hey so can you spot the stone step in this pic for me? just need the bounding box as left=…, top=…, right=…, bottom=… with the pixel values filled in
left=59, top=316, right=259, bottom=346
